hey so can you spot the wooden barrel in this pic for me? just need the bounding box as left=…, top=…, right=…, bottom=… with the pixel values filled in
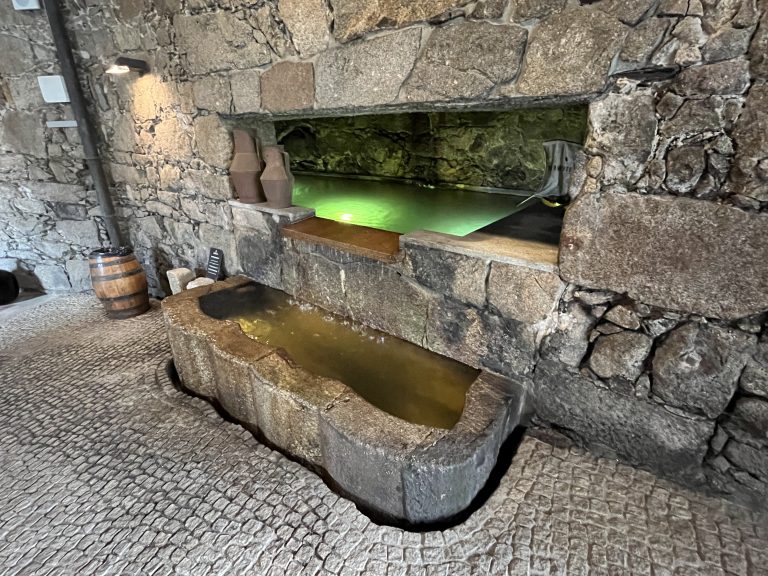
left=88, top=247, right=150, bottom=319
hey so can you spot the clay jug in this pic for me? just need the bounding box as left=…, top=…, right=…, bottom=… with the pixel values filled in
left=261, top=146, right=292, bottom=208
left=230, top=130, right=265, bottom=204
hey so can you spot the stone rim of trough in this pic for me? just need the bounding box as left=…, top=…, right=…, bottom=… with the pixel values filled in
left=161, top=275, right=529, bottom=525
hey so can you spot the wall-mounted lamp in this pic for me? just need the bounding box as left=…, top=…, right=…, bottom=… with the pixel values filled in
left=105, top=57, right=149, bottom=76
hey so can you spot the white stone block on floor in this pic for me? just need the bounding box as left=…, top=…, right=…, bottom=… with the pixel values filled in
left=185, top=277, right=215, bottom=290
left=167, top=268, right=195, bottom=294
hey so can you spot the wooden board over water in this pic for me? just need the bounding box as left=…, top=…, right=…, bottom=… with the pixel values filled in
left=200, top=283, right=478, bottom=429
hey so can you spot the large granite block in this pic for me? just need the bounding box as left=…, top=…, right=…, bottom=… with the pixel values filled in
left=560, top=191, right=768, bottom=319
left=314, top=29, right=420, bottom=109
left=533, top=358, right=713, bottom=484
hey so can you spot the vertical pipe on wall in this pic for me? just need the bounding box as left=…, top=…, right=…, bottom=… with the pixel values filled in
left=42, top=0, right=125, bottom=247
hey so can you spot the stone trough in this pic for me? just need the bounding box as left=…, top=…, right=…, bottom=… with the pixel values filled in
left=162, top=276, right=527, bottom=525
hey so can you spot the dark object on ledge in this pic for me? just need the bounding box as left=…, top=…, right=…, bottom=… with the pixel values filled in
left=0, top=271, right=20, bottom=305
left=88, top=247, right=150, bottom=319
left=230, top=130, right=265, bottom=204
left=106, top=56, right=149, bottom=76
left=611, top=66, right=679, bottom=83
left=205, top=248, right=224, bottom=280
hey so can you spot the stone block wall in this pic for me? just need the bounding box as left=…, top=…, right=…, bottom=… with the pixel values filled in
left=0, top=4, right=109, bottom=292
left=1, top=0, right=767, bottom=508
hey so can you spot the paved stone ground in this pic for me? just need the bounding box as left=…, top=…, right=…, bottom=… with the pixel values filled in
left=0, top=295, right=766, bottom=576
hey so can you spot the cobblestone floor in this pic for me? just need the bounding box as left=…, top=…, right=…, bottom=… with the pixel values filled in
left=0, top=295, right=766, bottom=576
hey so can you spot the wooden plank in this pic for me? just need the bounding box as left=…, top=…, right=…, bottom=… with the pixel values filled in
left=282, top=217, right=401, bottom=262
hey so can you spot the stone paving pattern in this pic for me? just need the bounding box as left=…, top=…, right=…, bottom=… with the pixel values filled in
left=0, top=295, right=766, bottom=575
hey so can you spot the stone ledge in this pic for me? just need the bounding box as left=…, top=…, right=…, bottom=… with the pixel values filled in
left=228, top=200, right=315, bottom=223
left=401, top=229, right=560, bottom=271
left=162, top=276, right=528, bottom=525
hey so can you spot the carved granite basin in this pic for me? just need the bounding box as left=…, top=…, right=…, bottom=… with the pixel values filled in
left=162, top=276, right=527, bottom=525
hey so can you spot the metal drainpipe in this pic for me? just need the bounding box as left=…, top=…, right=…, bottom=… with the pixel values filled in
left=42, top=0, right=125, bottom=247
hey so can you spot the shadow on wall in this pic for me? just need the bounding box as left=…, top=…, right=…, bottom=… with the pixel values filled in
left=8, top=265, right=43, bottom=293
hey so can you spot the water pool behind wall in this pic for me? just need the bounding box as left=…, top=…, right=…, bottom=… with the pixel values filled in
left=292, top=173, right=524, bottom=236
left=201, top=282, right=479, bottom=429
left=273, top=107, right=587, bottom=236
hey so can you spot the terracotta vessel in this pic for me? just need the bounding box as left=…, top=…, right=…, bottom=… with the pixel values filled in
left=230, top=130, right=265, bottom=204
left=261, top=146, right=292, bottom=208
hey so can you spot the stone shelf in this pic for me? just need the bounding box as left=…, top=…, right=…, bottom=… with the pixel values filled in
left=282, top=217, right=402, bottom=262
left=228, top=200, right=315, bottom=224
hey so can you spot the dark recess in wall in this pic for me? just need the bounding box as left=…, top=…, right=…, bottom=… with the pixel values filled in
left=273, top=107, right=588, bottom=191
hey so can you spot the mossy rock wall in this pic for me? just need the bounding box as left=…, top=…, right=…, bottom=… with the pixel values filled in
left=274, top=107, right=588, bottom=191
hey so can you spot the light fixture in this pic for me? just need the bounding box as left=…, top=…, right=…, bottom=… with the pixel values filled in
left=106, top=57, right=149, bottom=76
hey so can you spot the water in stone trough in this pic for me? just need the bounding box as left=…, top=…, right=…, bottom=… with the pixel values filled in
left=202, top=282, right=478, bottom=429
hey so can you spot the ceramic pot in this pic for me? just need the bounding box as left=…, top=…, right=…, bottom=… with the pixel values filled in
left=230, top=130, right=265, bottom=204
left=261, top=146, right=292, bottom=208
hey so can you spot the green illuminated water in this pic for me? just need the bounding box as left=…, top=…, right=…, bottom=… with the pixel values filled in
left=202, top=282, right=478, bottom=429
left=292, top=174, right=524, bottom=236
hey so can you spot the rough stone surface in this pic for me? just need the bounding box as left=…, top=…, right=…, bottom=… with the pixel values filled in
left=724, top=440, right=768, bottom=482
left=729, top=85, right=768, bottom=202
left=426, top=296, right=536, bottom=377
left=603, top=304, right=641, bottom=330
left=723, top=397, right=768, bottom=448
left=55, top=219, right=100, bottom=247
left=599, top=0, right=656, bottom=26
left=185, top=277, right=214, bottom=289
left=587, top=92, right=657, bottom=184
left=0, top=111, right=46, bottom=158
left=508, top=0, right=566, bottom=21
left=330, top=0, right=470, bottom=42
left=2, top=296, right=765, bottom=575
left=741, top=338, right=768, bottom=399
left=653, top=322, right=756, bottom=418
left=516, top=10, right=627, bottom=96
left=487, top=262, right=564, bottom=325
left=666, top=144, right=706, bottom=193
left=229, top=69, right=261, bottom=113
left=174, top=12, right=272, bottom=74
left=589, top=331, right=653, bottom=381
left=0, top=33, right=35, bottom=75
left=315, top=29, right=421, bottom=109
left=278, top=0, right=330, bottom=56
left=260, top=61, right=314, bottom=112
left=194, top=115, right=233, bottom=170
left=541, top=301, right=596, bottom=368
left=405, top=244, right=487, bottom=309
left=620, top=17, right=671, bottom=63
left=65, top=259, right=91, bottom=292
left=533, top=359, right=714, bottom=484
left=750, top=9, right=768, bottom=78
left=702, top=27, right=752, bottom=62
left=191, top=75, right=232, bottom=113
left=233, top=205, right=298, bottom=289
left=34, top=264, right=71, bottom=292
left=470, top=0, right=506, bottom=19
left=402, top=21, right=527, bottom=102
left=674, top=59, right=751, bottom=96
left=167, top=267, right=195, bottom=294
left=560, top=191, right=768, bottom=319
